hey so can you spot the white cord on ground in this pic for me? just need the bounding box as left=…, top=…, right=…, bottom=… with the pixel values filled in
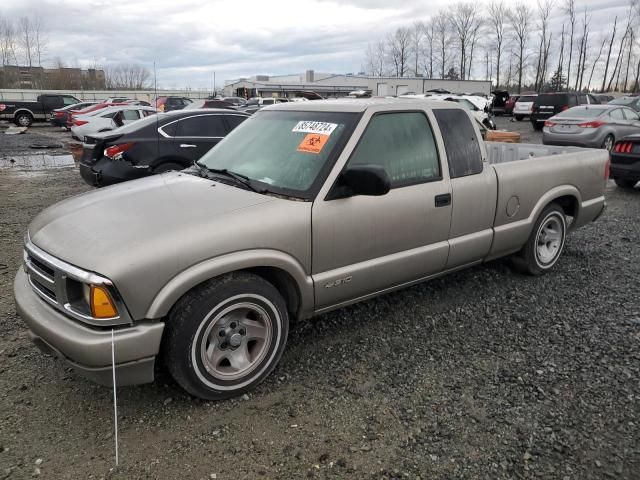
left=111, top=329, right=119, bottom=466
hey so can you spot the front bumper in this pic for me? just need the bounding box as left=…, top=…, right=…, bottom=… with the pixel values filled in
left=14, top=269, right=165, bottom=386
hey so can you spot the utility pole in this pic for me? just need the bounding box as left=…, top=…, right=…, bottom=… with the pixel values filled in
left=213, top=71, right=216, bottom=97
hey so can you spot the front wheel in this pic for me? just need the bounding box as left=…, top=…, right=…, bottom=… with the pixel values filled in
left=614, top=178, right=637, bottom=189
left=163, top=272, right=289, bottom=400
left=512, top=203, right=567, bottom=276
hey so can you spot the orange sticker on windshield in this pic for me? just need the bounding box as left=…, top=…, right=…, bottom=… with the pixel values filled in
left=297, top=133, right=329, bottom=154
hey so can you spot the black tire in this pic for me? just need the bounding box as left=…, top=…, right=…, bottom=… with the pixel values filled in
left=515, top=115, right=524, bottom=121
left=154, top=162, right=184, bottom=173
left=512, top=203, right=567, bottom=276
left=532, top=121, right=543, bottom=131
left=614, top=178, right=637, bottom=189
left=163, top=272, right=289, bottom=400
left=14, top=112, right=33, bottom=127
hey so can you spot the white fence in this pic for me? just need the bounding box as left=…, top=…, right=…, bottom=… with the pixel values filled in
left=0, top=88, right=213, bottom=102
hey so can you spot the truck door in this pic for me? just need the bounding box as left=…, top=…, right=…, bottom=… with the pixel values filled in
left=312, top=111, right=452, bottom=311
left=432, top=109, right=497, bottom=268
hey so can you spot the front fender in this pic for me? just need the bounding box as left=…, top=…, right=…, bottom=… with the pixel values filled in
left=145, top=249, right=314, bottom=320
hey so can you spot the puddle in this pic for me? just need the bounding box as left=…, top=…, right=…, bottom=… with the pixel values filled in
left=0, top=154, right=76, bottom=169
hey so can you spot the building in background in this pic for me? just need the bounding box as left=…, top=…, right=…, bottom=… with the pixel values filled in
left=0, top=66, right=105, bottom=90
left=223, top=70, right=492, bottom=99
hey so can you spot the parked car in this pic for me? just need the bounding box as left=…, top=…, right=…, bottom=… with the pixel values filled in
left=79, top=109, right=249, bottom=187
left=14, top=99, right=608, bottom=400
left=65, top=102, right=130, bottom=129
left=504, top=95, right=519, bottom=115
left=184, top=99, right=236, bottom=110
left=513, top=94, right=538, bottom=121
left=223, top=97, right=247, bottom=106
left=531, top=92, right=599, bottom=130
left=156, top=96, right=193, bottom=112
left=70, top=105, right=157, bottom=141
left=438, top=96, right=496, bottom=129
left=542, top=104, right=640, bottom=151
left=49, top=102, right=97, bottom=128
left=593, top=94, right=615, bottom=103
left=0, top=94, right=80, bottom=126
left=491, top=90, right=511, bottom=115
left=608, top=96, right=640, bottom=112
left=238, top=97, right=289, bottom=114
left=610, top=135, right=640, bottom=188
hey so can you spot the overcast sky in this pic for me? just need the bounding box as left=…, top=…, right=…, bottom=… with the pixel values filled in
left=0, top=0, right=634, bottom=89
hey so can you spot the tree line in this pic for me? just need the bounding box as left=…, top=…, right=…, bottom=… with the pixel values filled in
left=363, top=0, right=640, bottom=94
left=0, top=13, right=151, bottom=90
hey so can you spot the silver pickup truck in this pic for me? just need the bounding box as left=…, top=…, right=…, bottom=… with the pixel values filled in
left=14, top=99, right=608, bottom=400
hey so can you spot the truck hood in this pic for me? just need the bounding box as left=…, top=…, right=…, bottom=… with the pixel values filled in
left=27, top=171, right=314, bottom=320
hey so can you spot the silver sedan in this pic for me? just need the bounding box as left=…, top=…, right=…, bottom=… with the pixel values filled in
left=542, top=105, right=640, bottom=151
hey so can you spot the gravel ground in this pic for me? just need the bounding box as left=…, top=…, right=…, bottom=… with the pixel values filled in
left=0, top=118, right=639, bottom=480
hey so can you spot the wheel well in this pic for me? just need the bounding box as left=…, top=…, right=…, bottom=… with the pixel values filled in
left=244, top=267, right=301, bottom=321
left=552, top=195, right=578, bottom=218
left=152, top=156, right=190, bottom=171
left=14, top=109, right=34, bottom=118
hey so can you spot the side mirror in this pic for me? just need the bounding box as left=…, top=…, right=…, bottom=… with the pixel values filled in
left=329, top=164, right=391, bottom=199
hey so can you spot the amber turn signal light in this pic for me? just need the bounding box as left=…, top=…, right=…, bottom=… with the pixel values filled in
left=90, top=285, right=118, bottom=318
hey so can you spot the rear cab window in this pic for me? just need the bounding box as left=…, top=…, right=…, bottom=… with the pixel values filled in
left=433, top=109, right=483, bottom=178
left=346, top=112, right=440, bottom=187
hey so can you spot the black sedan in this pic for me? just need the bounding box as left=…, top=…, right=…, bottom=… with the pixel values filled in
left=79, top=109, right=249, bottom=187
left=611, top=135, right=640, bottom=189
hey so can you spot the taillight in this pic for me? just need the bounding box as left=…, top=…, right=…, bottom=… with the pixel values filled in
left=577, top=120, right=605, bottom=128
left=104, top=142, right=135, bottom=159
left=544, top=120, right=556, bottom=127
left=614, top=141, right=634, bottom=153
left=73, top=119, right=88, bottom=126
left=55, top=111, right=64, bottom=118
left=561, top=105, right=569, bottom=111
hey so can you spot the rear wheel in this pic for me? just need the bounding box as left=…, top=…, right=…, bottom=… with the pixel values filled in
left=15, top=112, right=33, bottom=127
left=512, top=203, right=567, bottom=276
left=532, top=121, right=543, bottom=131
left=614, top=178, right=637, bottom=189
left=602, top=134, right=615, bottom=152
left=515, top=115, right=524, bottom=121
left=163, top=272, right=289, bottom=400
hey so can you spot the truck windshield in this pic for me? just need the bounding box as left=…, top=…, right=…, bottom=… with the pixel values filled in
left=198, top=110, right=358, bottom=198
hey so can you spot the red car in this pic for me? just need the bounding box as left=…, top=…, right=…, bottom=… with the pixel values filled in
left=504, top=95, right=519, bottom=115
left=66, top=102, right=128, bottom=129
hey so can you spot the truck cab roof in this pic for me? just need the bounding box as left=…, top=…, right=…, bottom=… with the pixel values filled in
left=268, top=97, right=466, bottom=113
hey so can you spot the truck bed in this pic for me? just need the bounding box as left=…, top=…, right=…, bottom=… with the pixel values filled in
left=485, top=141, right=589, bottom=164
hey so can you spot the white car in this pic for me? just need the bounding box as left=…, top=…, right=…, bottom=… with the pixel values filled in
left=513, top=94, right=538, bottom=121
left=71, top=105, right=157, bottom=141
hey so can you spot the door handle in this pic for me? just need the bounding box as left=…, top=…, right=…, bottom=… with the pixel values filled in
left=180, top=144, right=197, bottom=148
left=434, top=193, right=451, bottom=207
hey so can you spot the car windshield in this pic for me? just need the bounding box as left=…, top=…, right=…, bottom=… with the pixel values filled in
left=608, top=97, right=635, bottom=106
left=556, top=106, right=608, bottom=118
left=198, top=110, right=358, bottom=198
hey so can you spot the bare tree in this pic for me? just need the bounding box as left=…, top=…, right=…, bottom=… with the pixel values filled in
left=601, top=16, right=618, bottom=92
left=467, top=16, right=483, bottom=79
left=607, top=9, right=634, bottom=92
left=0, top=17, right=18, bottom=66
left=410, top=21, right=425, bottom=76
left=564, top=0, right=576, bottom=89
left=555, top=24, right=566, bottom=91
left=364, top=41, right=386, bottom=76
left=105, top=63, right=151, bottom=89
left=449, top=3, right=482, bottom=80
left=508, top=3, right=532, bottom=93
left=423, top=20, right=435, bottom=78
left=32, top=16, right=46, bottom=67
left=534, top=0, right=554, bottom=91
left=587, top=35, right=608, bottom=91
left=387, top=27, right=411, bottom=77
left=433, top=11, right=451, bottom=78
left=574, top=8, right=590, bottom=91
left=623, top=30, right=634, bottom=91
left=18, top=17, right=34, bottom=68
left=487, top=0, right=508, bottom=88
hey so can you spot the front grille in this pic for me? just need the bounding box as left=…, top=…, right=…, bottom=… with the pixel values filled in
left=25, top=248, right=60, bottom=306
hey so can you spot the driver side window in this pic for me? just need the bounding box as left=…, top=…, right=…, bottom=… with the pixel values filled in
left=346, top=112, right=441, bottom=188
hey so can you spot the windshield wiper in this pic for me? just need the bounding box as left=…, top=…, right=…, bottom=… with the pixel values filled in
left=192, top=161, right=259, bottom=192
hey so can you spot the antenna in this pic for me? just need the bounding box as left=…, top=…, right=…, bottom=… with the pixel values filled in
left=111, top=329, right=119, bottom=467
